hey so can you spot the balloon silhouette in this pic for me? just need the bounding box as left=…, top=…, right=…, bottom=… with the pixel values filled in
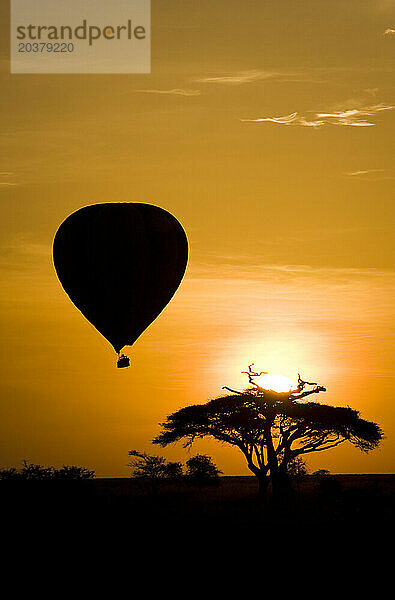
left=53, top=203, right=188, bottom=367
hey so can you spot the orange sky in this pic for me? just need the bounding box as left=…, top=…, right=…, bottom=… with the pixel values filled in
left=0, top=1, right=394, bottom=476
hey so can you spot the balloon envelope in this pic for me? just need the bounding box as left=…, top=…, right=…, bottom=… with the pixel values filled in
left=53, top=203, right=188, bottom=354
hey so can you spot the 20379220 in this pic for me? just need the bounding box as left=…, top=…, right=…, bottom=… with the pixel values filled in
left=17, top=42, right=74, bottom=52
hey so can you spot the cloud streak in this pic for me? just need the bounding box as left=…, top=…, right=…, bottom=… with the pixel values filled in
left=345, top=168, right=395, bottom=180
left=195, top=69, right=322, bottom=85
left=136, top=88, right=201, bottom=96
left=346, top=169, right=385, bottom=176
left=191, top=259, right=395, bottom=281
left=196, top=70, right=281, bottom=84
left=241, top=103, right=394, bottom=128
left=0, top=171, right=19, bottom=187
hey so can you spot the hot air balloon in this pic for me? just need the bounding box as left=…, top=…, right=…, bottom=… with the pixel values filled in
left=53, top=203, right=188, bottom=368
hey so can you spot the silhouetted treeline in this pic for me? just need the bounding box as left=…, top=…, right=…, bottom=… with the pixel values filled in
left=0, top=460, right=95, bottom=480
left=1, top=470, right=393, bottom=546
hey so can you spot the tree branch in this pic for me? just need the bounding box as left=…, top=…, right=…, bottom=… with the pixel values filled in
left=293, top=438, right=346, bottom=455
left=222, top=386, right=247, bottom=395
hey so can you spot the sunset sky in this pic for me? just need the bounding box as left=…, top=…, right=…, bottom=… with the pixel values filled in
left=1, top=1, right=394, bottom=477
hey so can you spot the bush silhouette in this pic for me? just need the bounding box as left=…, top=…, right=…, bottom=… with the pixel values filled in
left=185, top=454, right=222, bottom=487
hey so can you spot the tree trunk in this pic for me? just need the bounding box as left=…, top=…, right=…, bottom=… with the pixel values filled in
left=257, top=473, right=269, bottom=504
left=270, top=471, right=293, bottom=506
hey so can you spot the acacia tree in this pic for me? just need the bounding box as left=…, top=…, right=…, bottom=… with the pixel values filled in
left=153, top=365, right=383, bottom=502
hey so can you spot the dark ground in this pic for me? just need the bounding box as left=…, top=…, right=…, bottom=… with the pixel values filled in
left=2, top=475, right=391, bottom=577
left=2, top=474, right=394, bottom=545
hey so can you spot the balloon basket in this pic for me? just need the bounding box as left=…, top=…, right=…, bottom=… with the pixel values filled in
left=117, top=355, right=130, bottom=369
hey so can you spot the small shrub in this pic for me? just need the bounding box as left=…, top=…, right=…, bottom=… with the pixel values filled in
left=313, top=469, right=331, bottom=477
left=53, top=465, right=95, bottom=480
left=0, top=467, right=21, bottom=480
left=185, top=454, right=222, bottom=488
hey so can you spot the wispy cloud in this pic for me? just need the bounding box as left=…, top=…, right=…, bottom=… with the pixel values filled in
left=0, top=236, right=59, bottom=308
left=0, top=236, right=49, bottom=271
left=135, top=88, right=201, bottom=96
left=183, top=260, right=395, bottom=367
left=0, top=171, right=19, bottom=187
left=196, top=70, right=280, bottom=84
left=191, top=258, right=395, bottom=281
left=317, top=103, right=394, bottom=124
left=346, top=169, right=385, bottom=175
left=241, top=112, right=324, bottom=128
left=383, top=27, right=395, bottom=35
left=195, top=68, right=388, bottom=87
left=241, top=103, right=394, bottom=128
left=345, top=168, right=395, bottom=180
left=195, top=70, right=321, bottom=85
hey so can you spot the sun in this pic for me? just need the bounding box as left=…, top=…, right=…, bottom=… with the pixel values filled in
left=255, top=373, right=296, bottom=393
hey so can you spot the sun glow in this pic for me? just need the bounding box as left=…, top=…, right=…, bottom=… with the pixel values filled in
left=255, top=373, right=296, bottom=393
